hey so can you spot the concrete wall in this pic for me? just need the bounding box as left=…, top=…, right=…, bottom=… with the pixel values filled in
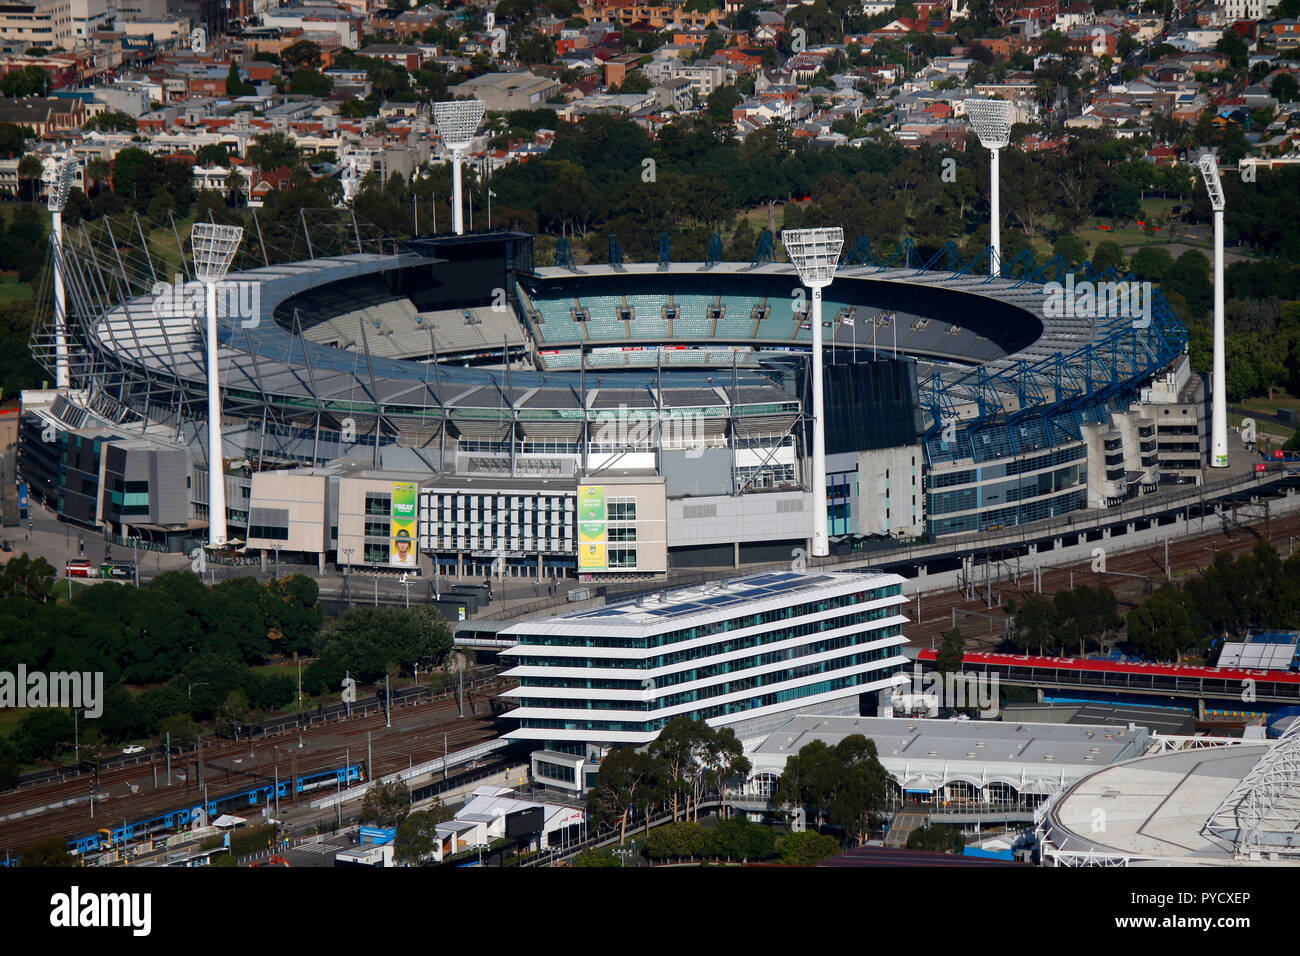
left=666, top=489, right=812, bottom=549
left=247, top=470, right=328, bottom=553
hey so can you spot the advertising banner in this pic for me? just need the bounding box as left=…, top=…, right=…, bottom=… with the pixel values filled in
left=577, top=484, right=606, bottom=571
left=390, top=481, right=417, bottom=568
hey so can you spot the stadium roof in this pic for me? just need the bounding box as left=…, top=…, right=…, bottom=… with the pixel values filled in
left=1043, top=744, right=1276, bottom=865
left=748, top=714, right=1150, bottom=795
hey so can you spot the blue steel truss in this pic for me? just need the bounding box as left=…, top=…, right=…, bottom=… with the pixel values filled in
left=556, top=236, right=574, bottom=269
left=752, top=230, right=774, bottom=267
left=608, top=233, right=623, bottom=268
left=659, top=232, right=671, bottom=267
left=706, top=232, right=723, bottom=267
left=842, top=234, right=873, bottom=267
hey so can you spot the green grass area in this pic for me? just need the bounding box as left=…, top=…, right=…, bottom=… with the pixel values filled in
left=0, top=707, right=27, bottom=737
left=1229, top=411, right=1293, bottom=444
left=0, top=271, right=32, bottom=305
left=1238, top=393, right=1300, bottom=416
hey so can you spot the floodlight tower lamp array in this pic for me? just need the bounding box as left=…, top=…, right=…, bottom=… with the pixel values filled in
left=433, top=99, right=486, bottom=236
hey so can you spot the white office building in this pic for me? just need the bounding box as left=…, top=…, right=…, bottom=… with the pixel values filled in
left=497, top=570, right=911, bottom=783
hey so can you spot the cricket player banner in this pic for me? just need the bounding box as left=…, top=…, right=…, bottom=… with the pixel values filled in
left=578, top=484, right=606, bottom=571
left=391, top=481, right=417, bottom=568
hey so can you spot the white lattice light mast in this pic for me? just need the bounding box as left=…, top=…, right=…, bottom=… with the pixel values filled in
left=191, top=223, right=244, bottom=547
left=1196, top=150, right=1228, bottom=469
left=432, top=99, right=485, bottom=236
left=47, top=158, right=76, bottom=389
left=783, top=227, right=844, bottom=559
left=964, top=98, right=1012, bottom=276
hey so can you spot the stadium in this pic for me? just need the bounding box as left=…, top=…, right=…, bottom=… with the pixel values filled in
left=16, top=206, right=1196, bottom=581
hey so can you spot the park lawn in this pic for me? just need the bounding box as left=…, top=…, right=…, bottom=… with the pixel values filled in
left=735, top=204, right=785, bottom=238
left=0, top=271, right=32, bottom=305
left=1229, top=411, right=1293, bottom=444
left=1140, top=198, right=1182, bottom=220
left=1238, top=393, right=1300, bottom=417
left=0, top=707, right=26, bottom=736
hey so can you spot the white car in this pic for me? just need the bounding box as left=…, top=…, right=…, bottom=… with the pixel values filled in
left=121, top=745, right=145, bottom=755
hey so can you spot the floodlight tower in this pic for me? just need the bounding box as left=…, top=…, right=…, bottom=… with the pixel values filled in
left=191, top=223, right=244, bottom=547
left=964, top=98, right=1012, bottom=276
left=1197, top=150, right=1228, bottom=469
left=783, top=227, right=844, bottom=559
left=432, top=99, right=485, bottom=236
left=47, top=158, right=76, bottom=389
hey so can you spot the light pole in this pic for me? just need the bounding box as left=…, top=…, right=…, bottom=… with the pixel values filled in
left=964, top=98, right=1012, bottom=275
left=1196, top=150, right=1228, bottom=469
left=272, top=544, right=280, bottom=579
left=433, top=99, right=485, bottom=236
left=782, top=226, right=844, bottom=559
left=46, top=157, right=76, bottom=389
left=343, top=547, right=353, bottom=603
left=190, top=223, right=245, bottom=548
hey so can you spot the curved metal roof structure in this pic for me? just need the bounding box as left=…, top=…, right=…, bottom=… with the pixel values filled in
left=32, top=213, right=1187, bottom=468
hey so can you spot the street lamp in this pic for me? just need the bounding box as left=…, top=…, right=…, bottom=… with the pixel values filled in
left=964, top=98, right=1012, bottom=276
left=190, top=222, right=244, bottom=548
left=782, top=226, right=844, bottom=559
left=432, top=99, right=485, bottom=236
left=46, top=157, right=76, bottom=389
left=1196, top=150, right=1228, bottom=469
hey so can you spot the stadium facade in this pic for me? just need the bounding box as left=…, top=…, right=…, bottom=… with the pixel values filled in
left=19, top=213, right=1199, bottom=579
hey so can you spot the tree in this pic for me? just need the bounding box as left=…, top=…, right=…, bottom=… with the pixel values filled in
left=225, top=167, right=246, bottom=207
left=226, top=62, right=248, bottom=97
left=21, top=836, right=73, bottom=867
left=290, top=68, right=333, bottom=97
left=644, top=819, right=707, bottom=860
left=773, top=738, right=844, bottom=828
left=588, top=746, right=665, bottom=844
left=571, top=848, right=621, bottom=866
left=0, top=735, right=19, bottom=790
left=359, top=778, right=412, bottom=827
left=779, top=829, right=840, bottom=866
left=705, top=816, right=775, bottom=861
left=1126, top=586, right=1198, bottom=662
left=195, top=143, right=230, bottom=167
left=1129, top=245, right=1173, bottom=282
left=281, top=39, right=323, bottom=72
left=906, top=824, right=964, bottom=853
left=393, top=802, right=452, bottom=864
left=247, top=131, right=301, bottom=173
left=649, top=716, right=711, bottom=821
left=82, top=110, right=137, bottom=133
left=1010, top=592, right=1057, bottom=654
left=13, top=708, right=75, bottom=764
left=935, top=626, right=965, bottom=677
left=827, top=737, right=890, bottom=847
left=17, top=153, right=42, bottom=202
left=702, top=726, right=750, bottom=819
left=110, top=147, right=154, bottom=203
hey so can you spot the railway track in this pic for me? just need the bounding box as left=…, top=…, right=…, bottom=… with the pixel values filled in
left=904, top=509, right=1300, bottom=651
left=0, top=687, right=506, bottom=856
